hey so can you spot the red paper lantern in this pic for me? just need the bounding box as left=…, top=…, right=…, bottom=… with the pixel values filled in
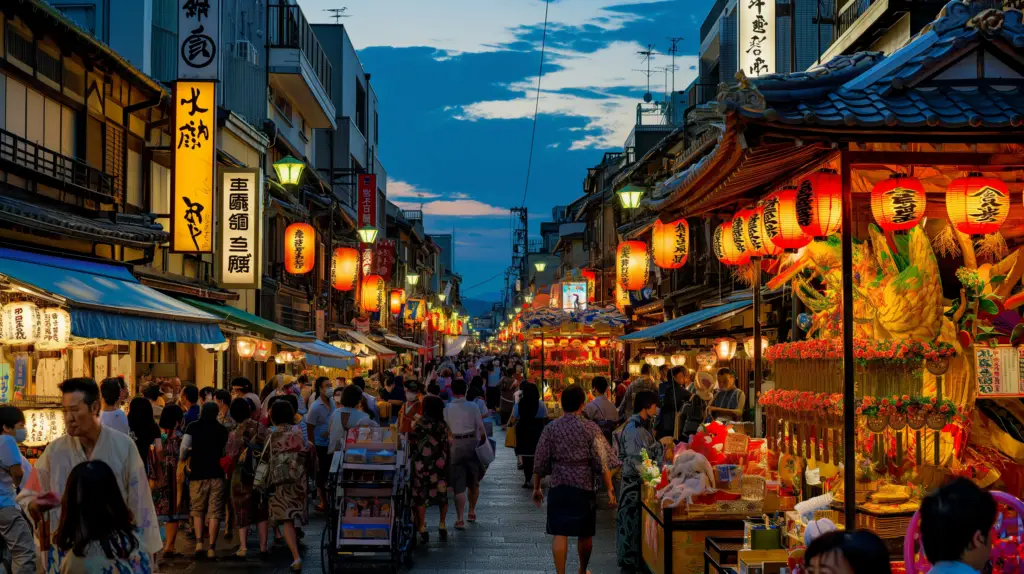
left=616, top=241, right=649, bottom=291
left=764, top=187, right=812, bottom=252
left=361, top=275, right=385, bottom=313
left=946, top=172, right=1010, bottom=237
left=870, top=174, right=926, bottom=233
left=747, top=203, right=782, bottom=258
left=389, top=289, right=405, bottom=315
left=651, top=217, right=689, bottom=269
left=732, top=209, right=755, bottom=260
left=714, top=221, right=749, bottom=266
left=331, top=247, right=359, bottom=291
left=284, top=223, right=316, bottom=274
left=581, top=269, right=597, bottom=302
left=796, top=169, right=842, bottom=238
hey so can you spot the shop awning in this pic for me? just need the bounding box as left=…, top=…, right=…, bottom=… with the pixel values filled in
left=278, top=339, right=355, bottom=370
left=181, top=297, right=313, bottom=342
left=617, top=300, right=752, bottom=343
left=342, top=330, right=396, bottom=358
left=383, top=334, right=426, bottom=352
left=0, top=248, right=224, bottom=344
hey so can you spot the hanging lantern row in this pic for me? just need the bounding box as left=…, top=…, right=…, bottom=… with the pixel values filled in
left=714, top=337, right=738, bottom=362
left=870, top=174, right=926, bottom=233
left=796, top=169, right=842, bottom=238
left=946, top=172, right=1010, bottom=238
left=1, top=302, right=73, bottom=351
left=670, top=353, right=687, bottom=367
left=361, top=274, right=385, bottom=313
left=617, top=240, right=650, bottom=291
left=390, top=289, right=405, bottom=315
left=331, top=247, right=359, bottom=291
left=284, top=223, right=316, bottom=275
left=201, top=339, right=230, bottom=353
left=651, top=217, right=689, bottom=270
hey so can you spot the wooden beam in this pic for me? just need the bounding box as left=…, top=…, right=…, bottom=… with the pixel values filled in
left=846, top=151, right=1024, bottom=167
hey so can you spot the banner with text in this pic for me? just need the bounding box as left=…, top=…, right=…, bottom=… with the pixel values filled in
left=171, top=82, right=216, bottom=252
left=217, top=167, right=260, bottom=288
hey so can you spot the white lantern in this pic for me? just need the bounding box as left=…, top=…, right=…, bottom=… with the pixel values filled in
left=2, top=302, right=40, bottom=345
left=253, top=340, right=273, bottom=361
left=236, top=337, right=256, bottom=359
left=36, top=308, right=71, bottom=351
left=647, top=354, right=666, bottom=367
left=201, top=338, right=230, bottom=352
left=696, top=351, right=718, bottom=370
left=669, top=353, right=687, bottom=367
left=292, top=352, right=305, bottom=363
left=743, top=336, right=769, bottom=359
left=714, top=337, right=737, bottom=362
left=628, top=362, right=642, bottom=375
left=275, top=351, right=292, bottom=364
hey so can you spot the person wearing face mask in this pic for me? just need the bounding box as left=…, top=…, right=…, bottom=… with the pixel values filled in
left=0, top=405, right=35, bottom=573
left=332, top=387, right=344, bottom=409
left=616, top=391, right=665, bottom=570
left=398, top=381, right=424, bottom=435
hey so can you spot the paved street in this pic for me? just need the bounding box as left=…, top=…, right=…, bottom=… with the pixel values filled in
left=162, top=427, right=623, bottom=574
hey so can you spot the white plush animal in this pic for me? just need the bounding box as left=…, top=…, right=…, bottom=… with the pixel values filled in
left=656, top=451, right=716, bottom=508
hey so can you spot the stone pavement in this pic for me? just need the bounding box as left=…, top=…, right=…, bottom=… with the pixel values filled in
left=162, top=426, right=624, bottom=574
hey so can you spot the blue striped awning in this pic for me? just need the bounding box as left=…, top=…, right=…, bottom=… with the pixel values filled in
left=618, top=300, right=752, bottom=342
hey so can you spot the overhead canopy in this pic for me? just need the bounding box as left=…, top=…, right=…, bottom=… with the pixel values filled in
left=182, top=297, right=313, bottom=342
left=618, top=300, right=752, bottom=343
left=278, top=339, right=355, bottom=370
left=0, top=248, right=224, bottom=344
left=342, top=330, right=396, bottom=358
left=383, top=334, right=426, bottom=352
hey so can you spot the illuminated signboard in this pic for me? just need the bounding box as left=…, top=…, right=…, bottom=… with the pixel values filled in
left=739, top=0, right=775, bottom=77
left=562, top=282, right=588, bottom=312
left=217, top=167, right=260, bottom=288
left=171, top=81, right=216, bottom=252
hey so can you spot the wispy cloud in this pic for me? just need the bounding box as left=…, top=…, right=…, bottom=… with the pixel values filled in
left=388, top=180, right=439, bottom=199
left=390, top=180, right=507, bottom=216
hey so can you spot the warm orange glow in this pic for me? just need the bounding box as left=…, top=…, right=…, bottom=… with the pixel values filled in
left=796, top=169, right=842, bottom=238
left=946, top=172, right=1010, bottom=237
left=615, top=282, right=630, bottom=312
left=331, top=247, right=359, bottom=291
left=581, top=269, right=597, bottom=302
left=390, top=289, right=405, bottom=315
left=361, top=274, right=385, bottom=313
left=284, top=223, right=316, bottom=274
left=732, top=209, right=755, bottom=260
left=616, top=240, right=650, bottom=291
left=870, top=174, right=926, bottom=233
left=747, top=203, right=782, bottom=258
left=764, top=187, right=812, bottom=252
left=651, top=217, right=689, bottom=269
left=172, top=82, right=216, bottom=253
left=714, top=221, right=749, bottom=266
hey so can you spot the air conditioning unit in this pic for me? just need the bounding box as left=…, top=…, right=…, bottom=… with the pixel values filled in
left=233, top=41, right=259, bottom=66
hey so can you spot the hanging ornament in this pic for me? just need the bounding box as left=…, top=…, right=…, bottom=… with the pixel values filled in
left=946, top=172, right=1010, bottom=238
left=669, top=353, right=687, bottom=367
left=714, top=337, right=737, bottom=362
left=796, top=169, right=842, bottom=238
left=870, top=174, right=926, bottom=233
left=331, top=247, right=359, bottom=291
left=253, top=340, right=273, bottom=361
left=284, top=223, right=316, bottom=274
left=1, top=302, right=40, bottom=345
left=361, top=275, right=385, bottom=313
left=616, top=240, right=650, bottom=291
left=651, top=217, right=689, bottom=269
left=236, top=337, right=256, bottom=359
left=36, top=307, right=71, bottom=351
left=747, top=203, right=783, bottom=258
left=764, top=187, right=812, bottom=252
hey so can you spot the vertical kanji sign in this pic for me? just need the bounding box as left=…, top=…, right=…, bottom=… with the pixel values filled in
left=171, top=82, right=216, bottom=252
left=178, top=0, right=220, bottom=80
left=358, top=174, right=377, bottom=236
left=217, top=167, right=260, bottom=288
left=739, top=0, right=774, bottom=77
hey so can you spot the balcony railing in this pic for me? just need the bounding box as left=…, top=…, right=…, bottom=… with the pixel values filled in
left=835, top=0, right=871, bottom=40
left=402, top=210, right=423, bottom=222
left=268, top=4, right=332, bottom=99
left=687, top=82, right=719, bottom=108
left=0, top=127, right=117, bottom=201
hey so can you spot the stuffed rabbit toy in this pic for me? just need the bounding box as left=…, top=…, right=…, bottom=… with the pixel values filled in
left=657, top=450, right=716, bottom=508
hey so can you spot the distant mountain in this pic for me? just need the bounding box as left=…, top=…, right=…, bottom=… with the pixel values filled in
left=462, top=297, right=498, bottom=318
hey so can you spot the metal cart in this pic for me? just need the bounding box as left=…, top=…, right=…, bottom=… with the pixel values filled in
left=321, top=436, right=414, bottom=573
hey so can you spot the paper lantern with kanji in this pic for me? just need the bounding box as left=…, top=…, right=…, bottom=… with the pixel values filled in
left=253, top=340, right=273, bottom=361
left=390, top=289, right=405, bottom=315
left=36, top=307, right=71, bottom=351
left=331, top=247, right=359, bottom=291
left=946, top=172, right=1010, bottom=237
left=284, top=223, right=316, bottom=274
left=731, top=210, right=754, bottom=260
left=747, top=204, right=782, bottom=258
left=651, top=217, right=689, bottom=269
left=616, top=241, right=649, bottom=291
left=795, top=169, right=842, bottom=238
left=614, top=283, right=630, bottom=312
left=2, top=301, right=40, bottom=345
left=581, top=269, right=597, bottom=302
left=870, top=174, right=926, bottom=233
left=764, top=187, right=812, bottom=252
left=714, top=222, right=748, bottom=266
left=361, top=275, right=385, bottom=313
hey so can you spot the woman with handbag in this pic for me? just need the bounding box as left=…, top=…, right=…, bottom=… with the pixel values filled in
left=511, top=382, right=547, bottom=488
left=225, top=398, right=270, bottom=560
left=153, top=405, right=188, bottom=561
left=265, top=400, right=310, bottom=571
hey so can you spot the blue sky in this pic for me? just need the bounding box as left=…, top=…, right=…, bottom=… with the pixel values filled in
left=304, top=0, right=714, bottom=300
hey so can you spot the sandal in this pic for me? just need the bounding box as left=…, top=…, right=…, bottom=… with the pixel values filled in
left=454, top=520, right=466, bottom=530
left=468, top=512, right=477, bottom=522
left=438, top=526, right=448, bottom=541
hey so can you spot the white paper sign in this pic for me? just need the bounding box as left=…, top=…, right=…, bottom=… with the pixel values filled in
left=739, top=0, right=775, bottom=77
left=218, top=168, right=260, bottom=288
left=177, top=0, right=220, bottom=80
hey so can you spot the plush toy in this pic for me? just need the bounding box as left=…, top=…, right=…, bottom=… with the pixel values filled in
left=657, top=450, right=717, bottom=508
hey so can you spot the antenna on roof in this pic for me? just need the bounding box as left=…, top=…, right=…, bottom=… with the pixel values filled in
left=666, top=36, right=684, bottom=92
left=324, top=7, right=349, bottom=24
left=636, top=44, right=657, bottom=103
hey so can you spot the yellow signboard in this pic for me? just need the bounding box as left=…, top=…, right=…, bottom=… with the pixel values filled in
left=172, top=81, right=216, bottom=253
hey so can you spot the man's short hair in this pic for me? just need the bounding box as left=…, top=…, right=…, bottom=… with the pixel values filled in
left=640, top=364, right=651, bottom=375
left=230, top=377, right=253, bottom=393
left=920, top=477, right=997, bottom=564
left=671, top=366, right=688, bottom=380
left=181, top=385, right=199, bottom=404
left=214, top=389, right=232, bottom=405
left=352, top=377, right=365, bottom=390
left=634, top=390, right=659, bottom=413
left=560, top=385, right=587, bottom=413
left=59, top=378, right=100, bottom=406
left=341, top=385, right=364, bottom=408
left=0, top=406, right=25, bottom=431
left=451, top=379, right=468, bottom=396
left=142, top=383, right=162, bottom=401
left=99, top=378, right=122, bottom=406
left=199, top=386, right=216, bottom=402
left=591, top=376, right=609, bottom=394
left=296, top=374, right=309, bottom=386
left=717, top=367, right=735, bottom=378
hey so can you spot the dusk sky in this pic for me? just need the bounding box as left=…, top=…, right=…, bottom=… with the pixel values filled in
left=304, top=0, right=715, bottom=300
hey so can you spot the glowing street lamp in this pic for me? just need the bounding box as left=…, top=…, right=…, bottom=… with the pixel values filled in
left=439, top=293, right=447, bottom=302
left=406, top=273, right=420, bottom=286
left=525, top=293, right=534, bottom=303
left=357, top=225, right=379, bottom=244
left=534, top=261, right=547, bottom=272
left=616, top=185, right=645, bottom=209
left=273, top=156, right=305, bottom=186
left=514, top=305, right=522, bottom=313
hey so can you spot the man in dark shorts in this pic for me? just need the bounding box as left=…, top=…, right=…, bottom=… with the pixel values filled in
left=532, top=385, right=615, bottom=574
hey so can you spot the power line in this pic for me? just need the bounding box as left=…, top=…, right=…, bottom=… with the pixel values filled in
left=462, top=271, right=508, bottom=294
left=519, top=0, right=550, bottom=208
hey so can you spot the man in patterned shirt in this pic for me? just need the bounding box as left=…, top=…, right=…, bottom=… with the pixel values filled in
left=533, top=385, right=616, bottom=574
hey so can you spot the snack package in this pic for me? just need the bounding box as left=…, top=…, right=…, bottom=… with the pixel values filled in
left=343, top=498, right=359, bottom=518
left=344, top=448, right=368, bottom=464
left=378, top=501, right=392, bottom=517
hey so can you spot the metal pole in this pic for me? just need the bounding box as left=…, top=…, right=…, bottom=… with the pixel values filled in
left=840, top=150, right=857, bottom=528
left=753, top=265, right=763, bottom=435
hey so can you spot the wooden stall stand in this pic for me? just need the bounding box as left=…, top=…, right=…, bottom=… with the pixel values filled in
left=640, top=484, right=747, bottom=574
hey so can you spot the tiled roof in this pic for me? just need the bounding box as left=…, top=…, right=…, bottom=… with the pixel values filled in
left=0, top=194, right=168, bottom=247
left=724, top=1, right=1024, bottom=130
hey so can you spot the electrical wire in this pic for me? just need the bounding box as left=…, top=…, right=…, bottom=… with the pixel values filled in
left=519, top=0, right=550, bottom=208
left=462, top=271, right=507, bottom=294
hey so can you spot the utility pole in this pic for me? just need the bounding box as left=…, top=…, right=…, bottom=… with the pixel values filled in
left=636, top=44, right=656, bottom=101
left=666, top=36, right=684, bottom=92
